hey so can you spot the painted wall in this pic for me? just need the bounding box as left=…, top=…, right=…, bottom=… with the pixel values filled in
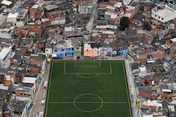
left=119, top=49, right=128, bottom=56
left=66, top=47, right=74, bottom=57
left=74, top=46, right=82, bottom=56
left=53, top=47, right=75, bottom=57
left=100, top=47, right=113, bottom=56
left=152, top=0, right=159, bottom=3
left=53, top=48, right=67, bottom=57
left=16, top=96, right=30, bottom=101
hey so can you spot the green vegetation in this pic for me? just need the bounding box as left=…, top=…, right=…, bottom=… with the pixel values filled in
left=97, top=16, right=101, bottom=20
left=143, top=21, right=150, bottom=30
left=119, top=17, right=130, bottom=31
left=97, top=0, right=103, bottom=3
left=45, top=61, right=132, bottom=117
left=33, top=37, right=37, bottom=43
left=138, top=6, right=144, bottom=14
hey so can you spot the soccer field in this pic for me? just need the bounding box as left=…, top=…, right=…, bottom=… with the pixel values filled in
left=45, top=61, right=132, bottom=117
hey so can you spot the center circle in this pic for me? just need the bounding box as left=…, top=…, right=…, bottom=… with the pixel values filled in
left=73, top=93, right=103, bottom=112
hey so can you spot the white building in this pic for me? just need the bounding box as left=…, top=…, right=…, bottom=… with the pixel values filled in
left=79, top=4, right=92, bottom=14
left=151, top=7, right=176, bottom=25
left=6, top=9, right=28, bottom=27
left=138, top=65, right=147, bottom=78
left=1, top=0, right=12, bottom=8
left=123, top=0, right=132, bottom=5
left=0, top=46, right=12, bottom=68
left=0, top=25, right=15, bottom=39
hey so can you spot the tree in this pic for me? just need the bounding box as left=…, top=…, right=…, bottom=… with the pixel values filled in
left=97, top=0, right=103, bottom=3
left=138, top=6, right=144, bottom=14
left=33, top=37, right=37, bottom=43
left=119, top=17, right=130, bottom=31
left=143, top=21, right=149, bottom=30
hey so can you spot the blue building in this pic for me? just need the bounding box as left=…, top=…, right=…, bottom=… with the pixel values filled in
left=116, top=41, right=128, bottom=56
left=102, top=41, right=128, bottom=57
left=66, top=47, right=74, bottom=57
left=152, top=0, right=159, bottom=3
left=52, top=40, right=74, bottom=58
left=53, top=48, right=66, bottom=58
left=119, top=49, right=128, bottom=56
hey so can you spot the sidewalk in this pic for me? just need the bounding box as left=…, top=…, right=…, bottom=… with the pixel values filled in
left=28, top=63, right=51, bottom=117
left=125, top=59, right=138, bottom=117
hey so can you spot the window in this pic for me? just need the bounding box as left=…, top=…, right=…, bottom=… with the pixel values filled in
left=68, top=53, right=71, bottom=55
left=162, top=18, right=164, bottom=20
left=155, top=15, right=157, bottom=17
left=54, top=50, right=57, bottom=52
left=76, top=47, right=79, bottom=49
left=61, top=49, right=64, bottom=51
left=84, top=8, right=86, bottom=12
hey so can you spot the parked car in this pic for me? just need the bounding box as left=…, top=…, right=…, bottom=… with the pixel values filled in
left=3, top=9, right=9, bottom=15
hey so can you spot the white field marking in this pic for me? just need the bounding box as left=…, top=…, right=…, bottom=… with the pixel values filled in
left=110, top=62, right=112, bottom=74
left=64, top=62, right=112, bottom=74
left=64, top=72, right=112, bottom=74
left=122, top=63, right=132, bottom=117
left=48, top=102, right=128, bottom=104
left=75, top=62, right=101, bottom=67
left=45, top=62, right=54, bottom=117
left=73, top=93, right=103, bottom=113
left=76, top=73, right=100, bottom=78
left=64, top=62, right=66, bottom=74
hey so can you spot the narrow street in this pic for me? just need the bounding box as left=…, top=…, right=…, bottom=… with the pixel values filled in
left=125, top=59, right=138, bottom=117
left=28, top=63, right=51, bottom=117
left=86, top=0, right=98, bottom=33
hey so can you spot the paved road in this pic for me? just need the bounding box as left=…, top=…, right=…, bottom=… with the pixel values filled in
left=0, top=0, right=29, bottom=25
left=28, top=63, right=51, bottom=117
left=125, top=59, right=138, bottom=117
left=86, top=0, right=98, bottom=33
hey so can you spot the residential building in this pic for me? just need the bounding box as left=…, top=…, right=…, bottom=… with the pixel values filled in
left=151, top=7, right=176, bottom=28
left=78, top=4, right=92, bottom=14
left=52, top=40, right=75, bottom=58
left=72, top=0, right=92, bottom=5
left=6, top=8, right=28, bottom=27
left=84, top=42, right=101, bottom=58
left=0, top=39, right=14, bottom=68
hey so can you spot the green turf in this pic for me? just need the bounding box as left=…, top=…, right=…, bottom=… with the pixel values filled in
left=45, top=61, right=132, bottom=117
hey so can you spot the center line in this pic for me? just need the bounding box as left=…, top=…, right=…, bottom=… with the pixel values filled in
left=48, top=102, right=128, bottom=104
